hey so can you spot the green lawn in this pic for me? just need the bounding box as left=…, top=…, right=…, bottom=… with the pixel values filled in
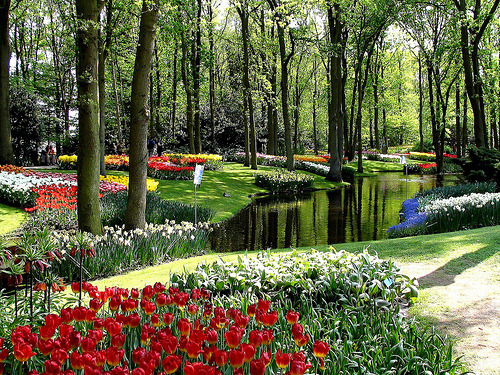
left=0, top=203, right=27, bottom=236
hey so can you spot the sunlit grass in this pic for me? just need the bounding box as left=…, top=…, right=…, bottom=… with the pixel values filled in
left=0, top=203, right=26, bottom=235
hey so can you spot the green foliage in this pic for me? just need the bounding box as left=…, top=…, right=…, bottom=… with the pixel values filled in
left=461, top=146, right=500, bottom=183
left=100, top=191, right=213, bottom=226
left=254, top=170, right=314, bottom=193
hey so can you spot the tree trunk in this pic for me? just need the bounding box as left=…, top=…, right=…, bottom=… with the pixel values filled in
left=208, top=2, right=216, bottom=146
left=0, top=0, right=14, bottom=165
left=312, top=58, right=318, bottom=155
left=463, top=89, right=468, bottom=153
left=180, top=33, right=195, bottom=153
left=76, top=0, right=103, bottom=234
left=237, top=6, right=257, bottom=170
left=111, top=58, right=122, bottom=151
left=326, top=3, right=344, bottom=182
left=455, top=81, right=461, bottom=156
left=155, top=43, right=161, bottom=137
left=193, top=0, right=202, bottom=154
left=125, top=0, right=159, bottom=230
left=418, top=50, right=424, bottom=152
left=171, top=44, right=178, bottom=139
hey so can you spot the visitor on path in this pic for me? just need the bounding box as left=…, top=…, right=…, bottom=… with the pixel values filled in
left=147, top=139, right=156, bottom=157
left=156, top=139, right=163, bottom=156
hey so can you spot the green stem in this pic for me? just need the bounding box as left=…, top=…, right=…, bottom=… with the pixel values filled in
left=79, top=250, right=83, bottom=307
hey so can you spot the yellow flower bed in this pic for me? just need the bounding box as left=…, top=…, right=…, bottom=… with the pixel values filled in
left=409, top=152, right=436, bottom=161
left=100, top=175, right=159, bottom=191
left=162, top=153, right=222, bottom=161
left=58, top=155, right=78, bottom=164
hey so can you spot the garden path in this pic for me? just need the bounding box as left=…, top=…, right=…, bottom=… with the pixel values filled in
left=401, top=258, right=500, bottom=375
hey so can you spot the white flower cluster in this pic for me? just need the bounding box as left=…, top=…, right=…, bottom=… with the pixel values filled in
left=0, top=170, right=68, bottom=195
left=301, top=161, right=330, bottom=173
left=421, top=192, right=500, bottom=213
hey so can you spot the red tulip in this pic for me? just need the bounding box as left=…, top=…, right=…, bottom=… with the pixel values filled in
left=89, top=298, right=103, bottom=312
left=291, top=323, right=303, bottom=339
left=229, top=348, right=245, bottom=368
left=70, top=351, right=84, bottom=370
left=162, top=354, right=182, bottom=374
left=294, top=334, right=310, bottom=347
left=106, top=321, right=122, bottom=336
left=259, top=311, right=278, bottom=327
left=250, top=358, right=266, bottom=375
left=191, top=288, right=201, bottom=301
left=261, top=329, right=274, bottom=345
left=0, top=348, right=8, bottom=363
left=128, top=313, right=141, bottom=328
left=142, top=285, right=155, bottom=300
left=151, top=313, right=161, bottom=327
left=106, top=347, right=124, bottom=367
left=319, top=357, right=325, bottom=370
left=249, top=330, right=263, bottom=348
left=213, top=349, right=229, bottom=367
left=286, top=310, right=300, bottom=324
left=186, top=340, right=201, bottom=359
left=177, top=318, right=191, bottom=336
left=60, top=308, right=73, bottom=324
left=161, top=335, right=178, bottom=355
left=131, top=288, right=140, bottom=299
left=174, top=292, right=189, bottom=309
left=13, top=343, right=36, bottom=362
left=275, top=349, right=291, bottom=368
left=45, top=314, right=62, bottom=329
left=257, top=299, right=271, bottom=312
left=39, top=325, right=56, bottom=341
left=81, top=337, right=97, bottom=352
left=132, top=347, right=147, bottom=365
left=109, top=296, right=121, bottom=311
left=288, top=359, right=312, bottom=375
left=224, top=329, right=242, bottom=349
left=241, top=343, right=256, bottom=363
left=187, top=304, right=199, bottom=315
left=163, top=312, right=174, bottom=326
left=247, top=304, right=256, bottom=317
left=95, top=349, right=107, bottom=367
left=206, top=329, right=217, bottom=345
left=0, top=363, right=3, bottom=375
left=156, top=293, right=167, bottom=307
left=44, top=359, right=61, bottom=374
left=71, top=282, right=80, bottom=294
left=313, top=340, right=330, bottom=358
left=72, top=306, right=87, bottom=322
left=154, top=282, right=165, bottom=294
left=51, top=349, right=69, bottom=365
left=111, top=333, right=126, bottom=349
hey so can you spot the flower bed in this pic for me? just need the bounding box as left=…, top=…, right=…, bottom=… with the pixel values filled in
left=147, top=163, right=195, bottom=180
left=255, top=170, right=314, bottom=194
left=388, top=182, right=498, bottom=238
left=0, top=281, right=329, bottom=375
left=100, top=175, right=158, bottom=192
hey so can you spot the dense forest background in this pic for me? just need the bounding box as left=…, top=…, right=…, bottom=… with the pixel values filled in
left=1, top=0, right=499, bottom=165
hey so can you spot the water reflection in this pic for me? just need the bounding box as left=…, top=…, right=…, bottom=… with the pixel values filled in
left=210, top=173, right=461, bottom=252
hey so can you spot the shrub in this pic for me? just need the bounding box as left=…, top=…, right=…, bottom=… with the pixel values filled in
left=461, top=146, right=500, bottom=183
left=100, top=191, right=213, bottom=226
left=255, top=170, right=314, bottom=193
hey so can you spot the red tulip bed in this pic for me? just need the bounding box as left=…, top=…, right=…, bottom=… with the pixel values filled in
left=147, top=162, right=195, bottom=181
left=0, top=282, right=329, bottom=375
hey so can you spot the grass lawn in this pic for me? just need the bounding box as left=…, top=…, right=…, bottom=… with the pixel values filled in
left=0, top=203, right=26, bottom=236
left=92, top=226, right=500, bottom=375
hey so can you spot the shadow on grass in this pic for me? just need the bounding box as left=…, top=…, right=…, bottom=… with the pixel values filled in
left=418, top=244, right=499, bottom=288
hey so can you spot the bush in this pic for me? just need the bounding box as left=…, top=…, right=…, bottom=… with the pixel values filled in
left=255, top=170, right=314, bottom=193
left=461, top=146, right=500, bottom=183
left=100, top=191, right=213, bottom=226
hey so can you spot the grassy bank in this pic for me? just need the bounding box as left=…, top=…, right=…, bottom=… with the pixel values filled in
left=0, top=203, right=26, bottom=236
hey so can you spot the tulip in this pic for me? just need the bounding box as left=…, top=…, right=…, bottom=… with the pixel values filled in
left=247, top=304, right=256, bottom=317
left=163, top=312, right=174, bottom=326
left=319, top=357, right=325, bottom=370
left=177, top=318, right=191, bottom=336
left=229, top=348, right=245, bottom=368
left=44, top=359, right=61, bottom=374
left=241, top=343, right=256, bottom=363
left=162, top=354, right=182, bottom=374
left=187, top=304, right=199, bottom=315
left=249, top=330, right=263, bottom=348
left=106, top=321, right=122, bottom=336
left=14, top=343, right=36, bottom=362
left=88, top=329, right=103, bottom=342
left=313, top=340, right=330, bottom=358
left=294, top=334, right=310, bottom=347
left=89, top=298, right=103, bottom=312
left=60, top=308, right=73, bottom=324
left=70, top=352, right=84, bottom=370
left=286, top=310, right=300, bottom=324
left=156, top=293, right=167, bottom=307
left=142, top=285, right=155, bottom=300
left=51, top=349, right=69, bottom=365
left=257, top=299, right=271, bottom=312
left=186, top=340, right=201, bottom=359
left=154, top=282, right=165, bottom=294
left=261, top=329, right=274, bottom=345
left=111, top=333, right=126, bottom=349
left=128, top=313, right=141, bottom=328
left=95, top=350, right=107, bottom=367
left=250, top=358, right=266, bottom=375
left=81, top=337, right=97, bottom=352
left=225, top=329, right=242, bottom=349
left=0, top=348, right=8, bottom=363
left=0, top=363, right=3, bottom=375
left=174, top=292, right=189, bottom=309
left=71, top=282, right=80, bottom=294
left=288, top=360, right=308, bottom=375
left=206, top=329, right=217, bottom=345
left=151, top=313, right=161, bottom=327
left=260, top=311, right=278, bottom=327
left=142, top=300, right=156, bottom=315
left=132, top=347, right=147, bottom=365
left=59, top=324, right=73, bottom=337
left=131, top=288, right=140, bottom=299
left=291, top=323, right=303, bottom=339
left=275, top=349, right=292, bottom=368
left=213, top=349, right=229, bottom=367
left=191, top=288, right=201, bottom=301
left=106, top=347, right=124, bottom=367
left=109, top=296, right=121, bottom=311
left=161, top=335, right=178, bottom=355
left=39, top=325, right=56, bottom=341
left=45, top=314, right=62, bottom=329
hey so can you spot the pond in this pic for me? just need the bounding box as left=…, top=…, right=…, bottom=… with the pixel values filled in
left=210, top=172, right=462, bottom=252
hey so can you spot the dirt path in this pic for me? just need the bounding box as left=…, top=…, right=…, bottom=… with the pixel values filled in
left=400, top=258, right=500, bottom=375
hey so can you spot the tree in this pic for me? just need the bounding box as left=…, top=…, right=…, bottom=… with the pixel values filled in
left=326, top=0, right=345, bottom=182
left=0, top=0, right=14, bottom=165
left=125, top=0, right=159, bottom=230
left=453, top=0, right=500, bottom=148
left=76, top=0, right=105, bottom=235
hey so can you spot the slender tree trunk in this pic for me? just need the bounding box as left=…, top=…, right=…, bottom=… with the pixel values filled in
left=312, top=58, right=318, bottom=155
left=155, top=43, right=161, bottom=137
left=181, top=33, right=195, bottom=153
left=455, top=81, right=462, bottom=156
left=208, top=2, right=216, bottom=146
left=418, top=50, right=424, bottom=152
left=243, top=93, right=250, bottom=166
left=463, top=89, right=468, bottom=153
left=267, top=35, right=278, bottom=155
left=111, top=58, right=122, bottom=150
left=171, top=44, right=178, bottom=139
left=326, top=3, right=344, bottom=182
left=0, top=0, right=14, bottom=165
left=193, top=0, right=202, bottom=154
left=76, top=0, right=103, bottom=234
left=125, top=0, right=159, bottom=230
